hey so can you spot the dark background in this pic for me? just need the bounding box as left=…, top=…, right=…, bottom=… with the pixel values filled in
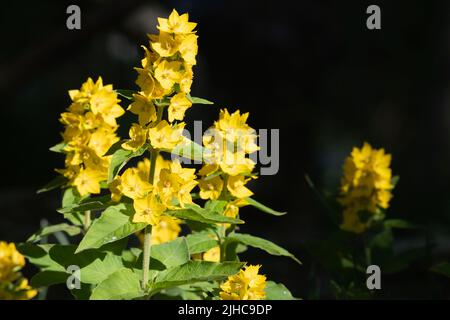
left=1, top=0, right=450, bottom=299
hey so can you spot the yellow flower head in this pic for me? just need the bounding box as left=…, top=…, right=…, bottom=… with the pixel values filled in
left=227, top=175, right=253, bottom=199
left=0, top=242, right=37, bottom=300
left=0, top=242, right=25, bottom=282
left=73, top=167, right=105, bottom=196
left=154, top=60, right=182, bottom=91
left=151, top=216, right=181, bottom=245
left=128, top=94, right=157, bottom=126
left=122, top=123, right=148, bottom=151
left=133, top=193, right=166, bottom=226
left=157, top=160, right=197, bottom=208
left=168, top=92, right=192, bottom=122
left=148, top=120, right=185, bottom=150
left=118, top=168, right=153, bottom=200
left=339, top=142, right=394, bottom=233
left=199, top=175, right=223, bottom=200
left=157, top=9, right=197, bottom=35
left=203, top=246, right=221, bottom=262
left=220, top=265, right=267, bottom=300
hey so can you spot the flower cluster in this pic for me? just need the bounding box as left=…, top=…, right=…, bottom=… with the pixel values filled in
left=220, top=265, right=266, bottom=300
left=339, top=142, right=394, bottom=233
left=199, top=109, right=259, bottom=220
left=57, top=77, right=124, bottom=196
left=0, top=241, right=37, bottom=300
left=122, top=9, right=198, bottom=152
left=111, top=155, right=197, bottom=226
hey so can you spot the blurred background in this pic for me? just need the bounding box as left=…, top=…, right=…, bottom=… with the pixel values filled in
left=1, top=0, right=450, bottom=299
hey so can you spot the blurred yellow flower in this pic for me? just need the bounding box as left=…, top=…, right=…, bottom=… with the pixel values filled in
left=151, top=216, right=181, bottom=245
left=339, top=142, right=394, bottom=233
left=0, top=241, right=37, bottom=300
left=220, top=265, right=266, bottom=300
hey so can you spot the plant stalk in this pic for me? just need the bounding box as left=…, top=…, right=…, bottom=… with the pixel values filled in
left=142, top=106, right=164, bottom=290
left=83, top=210, right=91, bottom=232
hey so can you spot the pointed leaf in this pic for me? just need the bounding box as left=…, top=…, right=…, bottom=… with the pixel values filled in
left=27, top=223, right=81, bottom=243
left=246, top=198, right=286, bottom=216
left=226, top=233, right=301, bottom=264
left=37, top=176, right=67, bottom=194
left=76, top=203, right=146, bottom=253
left=151, top=261, right=244, bottom=291
left=90, top=268, right=144, bottom=300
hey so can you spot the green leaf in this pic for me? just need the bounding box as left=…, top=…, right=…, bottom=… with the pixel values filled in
left=226, top=233, right=301, bottom=264
left=27, top=223, right=81, bottom=243
left=76, top=203, right=146, bottom=253
left=37, top=175, right=67, bottom=194
left=431, top=262, right=450, bottom=278
left=49, top=141, right=67, bottom=153
left=167, top=138, right=205, bottom=163
left=58, top=195, right=112, bottom=214
left=245, top=197, right=286, bottom=216
left=165, top=204, right=244, bottom=225
left=384, top=219, right=420, bottom=230
left=90, top=268, right=144, bottom=300
left=265, top=281, right=298, bottom=300
left=30, top=270, right=69, bottom=287
left=187, top=95, right=214, bottom=105
left=151, top=237, right=190, bottom=269
left=61, top=188, right=85, bottom=226
left=104, top=139, right=126, bottom=156
left=205, top=200, right=228, bottom=214
left=107, top=145, right=147, bottom=183
left=116, top=89, right=136, bottom=101
left=151, top=261, right=244, bottom=291
left=185, top=232, right=218, bottom=254
left=81, top=253, right=124, bottom=285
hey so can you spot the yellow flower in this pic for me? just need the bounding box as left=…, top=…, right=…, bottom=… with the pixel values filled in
left=0, top=242, right=37, bottom=300
left=118, top=168, right=153, bottom=200
left=73, top=168, right=105, bottom=196
left=203, top=246, right=221, bottom=262
left=122, top=123, right=148, bottom=151
left=220, top=152, right=255, bottom=176
left=157, top=9, right=197, bottom=35
left=179, top=65, right=194, bottom=94
left=128, top=94, right=157, bottom=125
left=157, top=160, right=197, bottom=208
left=151, top=216, right=181, bottom=245
left=220, top=265, right=266, bottom=300
left=168, top=92, right=192, bottom=122
left=223, top=198, right=248, bottom=219
left=108, top=177, right=122, bottom=202
left=199, top=176, right=223, bottom=200
left=154, top=60, right=182, bottom=90
left=148, top=120, right=185, bottom=150
left=88, top=127, right=119, bottom=157
left=227, top=175, right=253, bottom=199
left=133, top=193, right=165, bottom=226
left=0, top=242, right=25, bottom=282
left=339, top=142, right=394, bottom=234
left=151, top=31, right=180, bottom=57
left=178, top=34, right=198, bottom=65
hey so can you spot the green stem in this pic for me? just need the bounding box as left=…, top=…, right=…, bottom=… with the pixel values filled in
left=142, top=105, right=164, bottom=291
left=83, top=210, right=91, bottom=232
